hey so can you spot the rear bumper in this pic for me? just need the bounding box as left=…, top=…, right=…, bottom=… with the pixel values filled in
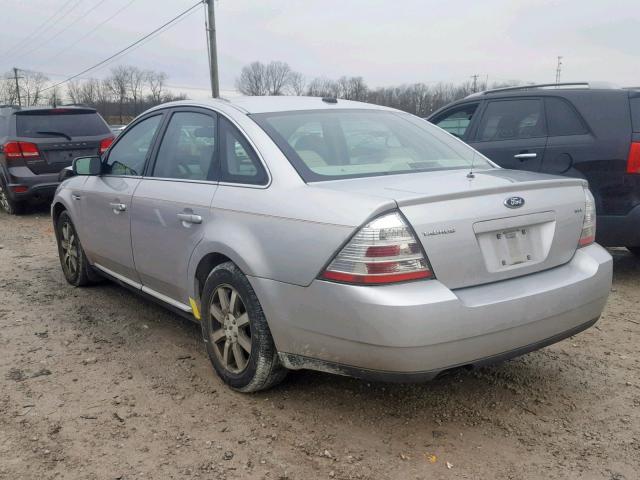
left=4, top=167, right=59, bottom=201
left=597, top=205, right=640, bottom=247
left=250, top=243, right=612, bottom=378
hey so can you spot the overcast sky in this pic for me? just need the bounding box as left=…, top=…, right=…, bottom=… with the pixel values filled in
left=1, top=0, right=638, bottom=99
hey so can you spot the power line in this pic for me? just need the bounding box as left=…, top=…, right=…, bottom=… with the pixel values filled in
left=38, top=0, right=204, bottom=94
left=84, top=2, right=201, bottom=75
left=18, top=0, right=111, bottom=61
left=0, top=0, right=78, bottom=61
left=3, top=0, right=85, bottom=63
left=47, top=0, right=138, bottom=63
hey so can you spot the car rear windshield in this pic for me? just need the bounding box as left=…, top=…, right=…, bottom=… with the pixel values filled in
left=631, top=96, right=640, bottom=132
left=16, top=110, right=110, bottom=138
left=252, top=109, right=492, bottom=182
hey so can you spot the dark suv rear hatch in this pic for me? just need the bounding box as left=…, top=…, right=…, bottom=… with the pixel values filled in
left=13, top=108, right=111, bottom=174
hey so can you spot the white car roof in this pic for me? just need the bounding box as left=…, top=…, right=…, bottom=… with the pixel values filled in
left=155, top=96, right=395, bottom=115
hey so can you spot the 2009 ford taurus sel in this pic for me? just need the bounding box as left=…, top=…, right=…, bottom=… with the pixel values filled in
left=51, top=97, right=612, bottom=392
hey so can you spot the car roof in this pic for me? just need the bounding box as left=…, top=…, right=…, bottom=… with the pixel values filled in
left=154, top=96, right=395, bottom=115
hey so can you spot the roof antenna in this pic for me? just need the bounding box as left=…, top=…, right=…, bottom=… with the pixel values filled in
left=467, top=149, right=477, bottom=179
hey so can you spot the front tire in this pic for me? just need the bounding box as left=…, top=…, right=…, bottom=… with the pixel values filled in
left=55, top=211, right=100, bottom=286
left=201, top=262, right=287, bottom=392
left=0, top=178, right=23, bottom=215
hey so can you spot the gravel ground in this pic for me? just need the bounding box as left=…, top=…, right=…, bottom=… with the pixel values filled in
left=0, top=204, right=638, bottom=480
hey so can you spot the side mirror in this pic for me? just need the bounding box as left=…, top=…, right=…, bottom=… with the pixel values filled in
left=72, top=156, right=102, bottom=176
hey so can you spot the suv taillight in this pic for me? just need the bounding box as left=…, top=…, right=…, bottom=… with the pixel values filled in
left=99, top=136, right=114, bottom=154
left=321, top=211, right=433, bottom=284
left=579, top=188, right=596, bottom=247
left=3, top=141, right=41, bottom=161
left=627, top=142, right=640, bottom=174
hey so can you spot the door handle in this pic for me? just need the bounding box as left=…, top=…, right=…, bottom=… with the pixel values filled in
left=514, top=153, right=537, bottom=160
left=177, top=213, right=202, bottom=224
left=71, top=194, right=81, bottom=201
left=109, top=202, right=127, bottom=212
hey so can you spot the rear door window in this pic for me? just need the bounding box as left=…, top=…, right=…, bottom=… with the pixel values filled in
left=15, top=111, right=110, bottom=138
left=152, top=111, right=216, bottom=181
left=545, top=97, right=588, bottom=136
left=476, top=99, right=545, bottom=141
left=630, top=96, right=640, bottom=132
left=432, top=103, right=479, bottom=138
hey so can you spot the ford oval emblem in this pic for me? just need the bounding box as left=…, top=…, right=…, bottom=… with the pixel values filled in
left=504, top=196, right=525, bottom=209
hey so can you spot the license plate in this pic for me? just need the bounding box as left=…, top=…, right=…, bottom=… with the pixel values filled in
left=497, top=228, right=531, bottom=266
left=45, top=149, right=92, bottom=164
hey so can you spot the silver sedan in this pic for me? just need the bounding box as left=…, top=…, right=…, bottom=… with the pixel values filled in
left=51, top=96, right=612, bottom=392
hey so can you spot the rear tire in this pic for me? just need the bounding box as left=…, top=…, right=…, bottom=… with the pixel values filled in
left=627, top=246, right=640, bottom=257
left=55, top=211, right=101, bottom=286
left=0, top=178, right=24, bottom=215
left=201, top=262, right=287, bottom=392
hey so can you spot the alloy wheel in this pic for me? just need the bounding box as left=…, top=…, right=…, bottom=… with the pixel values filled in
left=209, top=284, right=252, bottom=373
left=60, top=221, right=79, bottom=278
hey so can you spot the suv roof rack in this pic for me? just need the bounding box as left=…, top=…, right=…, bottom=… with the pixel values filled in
left=467, top=82, right=620, bottom=98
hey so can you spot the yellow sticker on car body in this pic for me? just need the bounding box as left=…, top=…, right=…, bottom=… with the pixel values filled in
left=189, top=297, right=201, bottom=320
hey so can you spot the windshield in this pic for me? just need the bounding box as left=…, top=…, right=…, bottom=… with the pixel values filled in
left=16, top=112, right=110, bottom=138
left=252, top=109, right=493, bottom=182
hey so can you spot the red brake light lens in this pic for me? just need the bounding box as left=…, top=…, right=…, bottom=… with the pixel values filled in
left=627, top=142, right=640, bottom=174
left=4, top=142, right=22, bottom=159
left=3, top=141, right=41, bottom=161
left=19, top=142, right=40, bottom=157
left=321, top=212, right=433, bottom=285
left=99, top=136, right=114, bottom=154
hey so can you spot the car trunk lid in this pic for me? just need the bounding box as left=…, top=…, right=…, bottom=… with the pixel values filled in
left=314, top=168, right=588, bottom=289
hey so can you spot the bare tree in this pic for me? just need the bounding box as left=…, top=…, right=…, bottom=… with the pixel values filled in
left=147, top=71, right=167, bottom=104
left=79, top=79, right=100, bottom=105
left=67, top=80, right=82, bottom=104
left=306, top=77, right=339, bottom=97
left=20, top=71, right=48, bottom=106
left=236, top=61, right=268, bottom=95
left=127, top=66, right=146, bottom=115
left=336, top=76, right=368, bottom=101
left=106, top=65, right=130, bottom=123
left=47, top=85, right=63, bottom=106
left=264, top=61, right=292, bottom=95
left=288, top=71, right=306, bottom=95
left=95, top=79, right=113, bottom=114
left=0, top=74, right=17, bottom=105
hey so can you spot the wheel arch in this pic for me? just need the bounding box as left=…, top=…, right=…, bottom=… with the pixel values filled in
left=51, top=201, right=67, bottom=226
left=191, top=246, right=255, bottom=304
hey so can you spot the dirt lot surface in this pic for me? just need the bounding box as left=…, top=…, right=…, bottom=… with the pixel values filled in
left=0, top=205, right=638, bottom=480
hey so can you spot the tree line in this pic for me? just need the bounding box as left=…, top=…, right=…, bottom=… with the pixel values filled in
left=237, top=60, right=524, bottom=117
left=0, top=65, right=187, bottom=123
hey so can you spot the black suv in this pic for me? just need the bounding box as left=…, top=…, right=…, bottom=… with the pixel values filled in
left=0, top=105, right=113, bottom=214
left=427, top=83, right=640, bottom=251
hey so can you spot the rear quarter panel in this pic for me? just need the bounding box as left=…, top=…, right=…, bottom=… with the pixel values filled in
left=187, top=183, right=396, bottom=297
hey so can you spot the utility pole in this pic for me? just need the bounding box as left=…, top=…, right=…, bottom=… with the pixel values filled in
left=471, top=74, right=480, bottom=93
left=13, top=67, right=22, bottom=107
left=555, top=56, right=563, bottom=84
left=205, top=0, right=220, bottom=98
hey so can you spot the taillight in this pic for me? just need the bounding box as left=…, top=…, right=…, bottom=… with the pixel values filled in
left=579, top=188, right=596, bottom=247
left=321, top=211, right=434, bottom=285
left=627, top=142, right=640, bottom=174
left=3, top=141, right=41, bottom=161
left=99, top=137, right=114, bottom=154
